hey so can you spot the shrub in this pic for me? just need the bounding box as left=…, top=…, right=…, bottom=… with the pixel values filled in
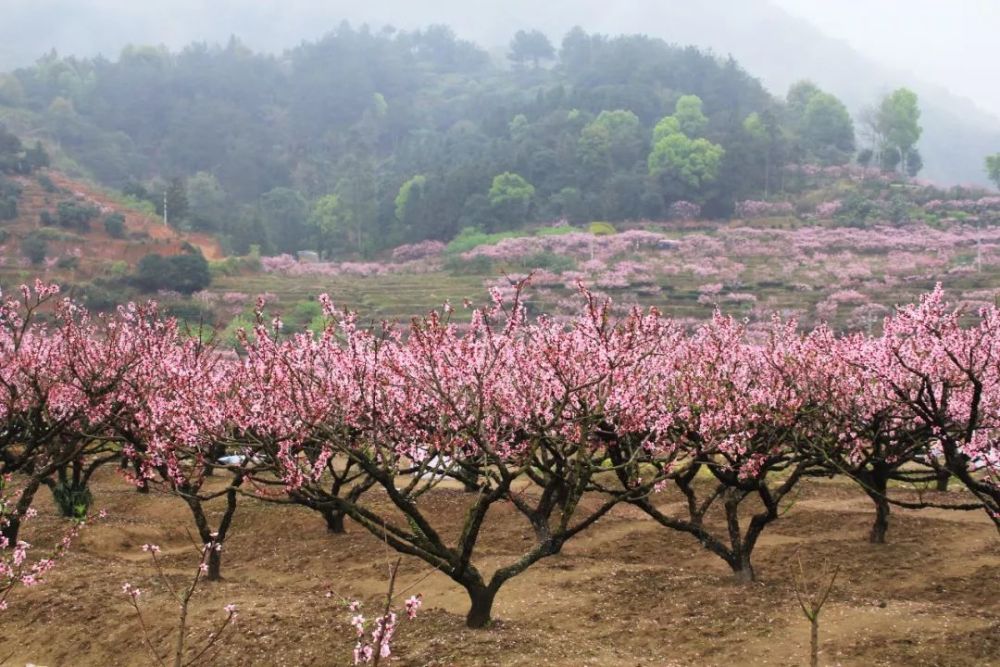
left=209, top=256, right=242, bottom=277
left=534, top=225, right=578, bottom=237
left=0, top=176, right=20, bottom=220
left=163, top=301, right=217, bottom=326
left=524, top=251, right=576, bottom=273
left=836, top=193, right=880, bottom=228
left=55, top=255, right=79, bottom=270
left=276, top=300, right=325, bottom=335
left=33, top=226, right=74, bottom=240
left=104, top=212, right=126, bottom=238
left=39, top=210, right=55, bottom=226
left=78, top=281, right=132, bottom=311
left=588, top=221, right=617, bottom=236
left=56, top=200, right=99, bottom=231
left=21, top=233, right=47, bottom=265
left=445, top=227, right=520, bottom=254
left=444, top=253, right=494, bottom=275
left=36, top=173, right=58, bottom=193
left=108, top=260, right=129, bottom=277
left=134, top=250, right=211, bottom=294
left=51, top=482, right=93, bottom=519
left=0, top=198, right=14, bottom=220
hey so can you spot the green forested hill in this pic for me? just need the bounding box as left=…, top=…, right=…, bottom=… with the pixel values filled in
left=0, top=25, right=903, bottom=256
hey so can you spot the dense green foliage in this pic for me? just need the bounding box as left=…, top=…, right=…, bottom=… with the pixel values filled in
left=56, top=200, right=99, bottom=231
left=987, top=153, right=1000, bottom=190
left=0, top=25, right=877, bottom=255
left=0, top=123, right=48, bottom=174
left=21, top=232, right=46, bottom=264
left=0, top=176, right=21, bottom=220
left=859, top=87, right=924, bottom=177
left=103, top=211, right=126, bottom=237
left=133, top=248, right=211, bottom=294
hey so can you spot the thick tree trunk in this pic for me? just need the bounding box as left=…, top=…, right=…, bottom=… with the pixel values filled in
left=731, top=555, right=756, bottom=584
left=723, top=491, right=756, bottom=583
left=206, top=546, right=222, bottom=582
left=1, top=476, right=42, bottom=545
left=321, top=506, right=346, bottom=534
left=869, top=495, right=890, bottom=544
left=465, top=585, right=497, bottom=629
left=186, top=496, right=225, bottom=582
left=935, top=469, right=950, bottom=492
left=864, top=471, right=890, bottom=544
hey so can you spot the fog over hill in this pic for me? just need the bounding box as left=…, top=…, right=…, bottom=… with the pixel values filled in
left=2, top=0, right=998, bottom=185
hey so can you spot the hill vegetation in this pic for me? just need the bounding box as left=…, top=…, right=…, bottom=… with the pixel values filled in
left=0, top=24, right=945, bottom=260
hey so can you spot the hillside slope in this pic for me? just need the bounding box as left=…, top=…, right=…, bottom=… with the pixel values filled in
left=1, top=169, right=222, bottom=281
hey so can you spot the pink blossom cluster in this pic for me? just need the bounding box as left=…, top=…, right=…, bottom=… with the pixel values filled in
left=924, top=197, right=1000, bottom=213
left=460, top=230, right=667, bottom=263
left=468, top=221, right=1000, bottom=327
left=814, top=200, right=842, bottom=218
left=667, top=200, right=702, bottom=221
left=735, top=200, right=796, bottom=219
left=261, top=254, right=439, bottom=277
left=347, top=594, right=422, bottom=664
left=390, top=240, right=446, bottom=261
left=1, top=475, right=83, bottom=610
left=3, top=279, right=1000, bottom=630
left=783, top=163, right=897, bottom=183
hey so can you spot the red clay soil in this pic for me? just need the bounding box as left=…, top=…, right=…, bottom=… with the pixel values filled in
left=1, top=471, right=997, bottom=666
left=3, top=170, right=223, bottom=274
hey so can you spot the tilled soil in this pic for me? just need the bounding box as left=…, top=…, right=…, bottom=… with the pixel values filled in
left=2, top=471, right=997, bottom=666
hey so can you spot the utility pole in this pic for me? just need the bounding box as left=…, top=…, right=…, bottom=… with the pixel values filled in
left=163, top=190, right=168, bottom=227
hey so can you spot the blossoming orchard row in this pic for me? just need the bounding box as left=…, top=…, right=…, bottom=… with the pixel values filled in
left=1, top=280, right=998, bottom=629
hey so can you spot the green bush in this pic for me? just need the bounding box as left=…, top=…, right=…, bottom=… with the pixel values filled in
left=0, top=176, right=20, bottom=220
left=535, top=225, right=578, bottom=237
left=220, top=314, right=257, bottom=349
left=51, top=482, right=93, bottom=519
left=36, top=173, right=58, bottom=193
left=163, top=300, right=217, bottom=325
left=444, top=253, right=494, bottom=275
left=836, top=193, right=880, bottom=228
left=134, top=250, right=211, bottom=294
left=524, top=251, right=576, bottom=272
left=55, top=255, right=79, bottom=270
left=33, top=226, right=76, bottom=241
left=588, top=221, right=616, bottom=236
left=78, top=281, right=132, bottom=312
left=21, top=233, right=47, bottom=265
left=445, top=227, right=520, bottom=254
left=209, top=256, right=242, bottom=277
left=103, top=212, right=126, bottom=238
left=57, top=200, right=99, bottom=231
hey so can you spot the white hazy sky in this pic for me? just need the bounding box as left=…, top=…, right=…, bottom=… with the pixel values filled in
left=4, top=0, right=999, bottom=119
left=771, top=0, right=1000, bottom=117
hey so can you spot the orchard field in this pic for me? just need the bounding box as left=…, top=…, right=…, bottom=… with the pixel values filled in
left=3, top=15, right=1000, bottom=666
left=2, top=469, right=998, bottom=666
left=2, top=280, right=999, bottom=666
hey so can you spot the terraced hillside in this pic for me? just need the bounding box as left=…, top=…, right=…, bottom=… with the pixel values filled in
left=0, top=169, right=222, bottom=285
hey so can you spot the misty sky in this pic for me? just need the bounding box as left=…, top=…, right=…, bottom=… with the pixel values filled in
left=3, top=0, right=999, bottom=119
left=772, top=0, right=1000, bottom=117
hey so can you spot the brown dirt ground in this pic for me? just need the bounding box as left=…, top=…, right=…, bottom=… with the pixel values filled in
left=1, top=470, right=997, bottom=667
